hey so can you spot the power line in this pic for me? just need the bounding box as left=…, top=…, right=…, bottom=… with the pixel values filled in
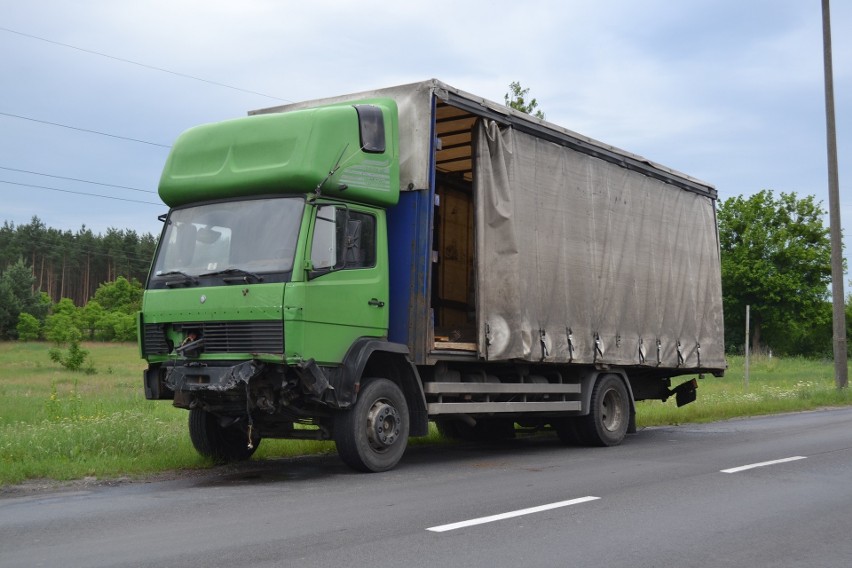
left=0, top=179, right=163, bottom=205
left=0, top=166, right=157, bottom=194
left=0, top=111, right=171, bottom=148
left=0, top=26, right=291, bottom=103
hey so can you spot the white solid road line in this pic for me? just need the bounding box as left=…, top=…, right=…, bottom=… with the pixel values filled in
left=426, top=496, right=601, bottom=533
left=720, top=456, right=807, bottom=474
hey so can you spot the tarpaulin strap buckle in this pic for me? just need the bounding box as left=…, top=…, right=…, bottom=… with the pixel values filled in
left=638, top=338, right=646, bottom=364
left=539, top=329, right=549, bottom=361
left=566, top=328, right=575, bottom=363
left=696, top=343, right=701, bottom=367
left=656, top=339, right=662, bottom=367
left=594, top=333, right=604, bottom=362
left=677, top=341, right=685, bottom=367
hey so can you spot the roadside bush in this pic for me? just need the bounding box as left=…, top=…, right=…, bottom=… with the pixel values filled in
left=79, top=300, right=105, bottom=340
left=16, top=313, right=41, bottom=341
left=94, top=312, right=137, bottom=342
left=44, top=313, right=80, bottom=344
left=112, top=313, right=137, bottom=342
left=47, top=328, right=96, bottom=374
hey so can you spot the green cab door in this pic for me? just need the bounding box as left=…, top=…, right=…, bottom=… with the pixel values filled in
left=297, top=203, right=388, bottom=364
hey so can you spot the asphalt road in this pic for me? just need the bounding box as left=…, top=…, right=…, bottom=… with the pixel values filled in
left=2, top=407, right=852, bottom=568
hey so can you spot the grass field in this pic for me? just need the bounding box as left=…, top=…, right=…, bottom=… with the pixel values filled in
left=1, top=342, right=849, bottom=486
left=636, top=355, right=851, bottom=424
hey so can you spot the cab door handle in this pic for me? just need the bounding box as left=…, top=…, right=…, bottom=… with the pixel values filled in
left=368, top=298, right=385, bottom=308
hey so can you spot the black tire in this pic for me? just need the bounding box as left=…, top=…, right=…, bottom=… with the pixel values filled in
left=575, top=374, right=630, bottom=447
left=188, top=408, right=259, bottom=463
left=334, top=378, right=410, bottom=472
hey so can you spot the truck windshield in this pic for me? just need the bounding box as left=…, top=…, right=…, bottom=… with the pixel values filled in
left=150, top=197, right=304, bottom=287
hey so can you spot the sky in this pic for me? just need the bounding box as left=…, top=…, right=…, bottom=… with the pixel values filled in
left=1, top=0, right=850, bottom=281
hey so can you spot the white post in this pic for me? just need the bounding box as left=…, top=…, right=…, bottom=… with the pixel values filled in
left=745, top=305, right=750, bottom=390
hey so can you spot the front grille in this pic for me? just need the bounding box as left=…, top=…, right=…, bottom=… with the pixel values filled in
left=201, top=321, right=283, bottom=353
left=143, top=324, right=170, bottom=355
left=143, top=321, right=284, bottom=355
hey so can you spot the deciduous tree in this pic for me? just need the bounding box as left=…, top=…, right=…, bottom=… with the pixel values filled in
left=16, top=313, right=40, bottom=341
left=718, top=190, right=832, bottom=355
left=93, top=277, right=142, bottom=314
left=504, top=81, right=545, bottom=119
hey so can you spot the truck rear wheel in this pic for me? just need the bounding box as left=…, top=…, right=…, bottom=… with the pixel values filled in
left=334, top=378, right=410, bottom=472
left=188, top=408, right=259, bottom=463
left=575, top=374, right=629, bottom=446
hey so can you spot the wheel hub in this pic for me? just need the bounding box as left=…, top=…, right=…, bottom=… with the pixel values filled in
left=366, top=401, right=401, bottom=451
left=601, top=389, right=625, bottom=432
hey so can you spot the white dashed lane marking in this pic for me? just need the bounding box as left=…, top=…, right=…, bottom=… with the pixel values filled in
left=426, top=496, right=600, bottom=533
left=721, top=456, right=807, bottom=473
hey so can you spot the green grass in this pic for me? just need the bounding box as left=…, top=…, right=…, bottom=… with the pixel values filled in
left=636, top=355, right=851, bottom=426
left=1, top=342, right=197, bottom=485
left=0, top=342, right=352, bottom=486
left=0, top=343, right=849, bottom=487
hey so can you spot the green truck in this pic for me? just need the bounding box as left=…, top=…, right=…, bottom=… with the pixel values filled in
left=140, top=79, right=726, bottom=472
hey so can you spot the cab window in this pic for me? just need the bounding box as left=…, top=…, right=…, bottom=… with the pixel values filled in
left=310, top=206, right=376, bottom=271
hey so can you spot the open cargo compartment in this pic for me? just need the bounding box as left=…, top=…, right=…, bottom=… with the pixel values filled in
left=431, top=101, right=478, bottom=353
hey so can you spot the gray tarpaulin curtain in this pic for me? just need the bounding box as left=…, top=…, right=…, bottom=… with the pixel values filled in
left=474, top=120, right=725, bottom=370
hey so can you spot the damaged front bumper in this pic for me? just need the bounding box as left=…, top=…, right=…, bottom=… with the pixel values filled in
left=143, top=358, right=344, bottom=407
left=145, top=360, right=264, bottom=399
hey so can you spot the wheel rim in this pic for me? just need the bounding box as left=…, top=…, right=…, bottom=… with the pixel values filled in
left=366, top=398, right=401, bottom=453
left=601, top=388, right=625, bottom=432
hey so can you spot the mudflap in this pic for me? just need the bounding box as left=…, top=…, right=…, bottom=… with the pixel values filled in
left=669, top=378, right=698, bottom=407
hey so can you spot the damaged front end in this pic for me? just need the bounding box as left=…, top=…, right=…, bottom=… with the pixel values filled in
left=142, top=350, right=354, bottom=443
left=144, top=357, right=348, bottom=405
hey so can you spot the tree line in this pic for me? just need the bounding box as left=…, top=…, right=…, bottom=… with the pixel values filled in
left=0, top=216, right=156, bottom=307
left=0, top=216, right=154, bottom=346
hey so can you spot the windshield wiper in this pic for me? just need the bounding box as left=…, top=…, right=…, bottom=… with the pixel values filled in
left=199, top=267, right=264, bottom=283
left=156, top=270, right=198, bottom=287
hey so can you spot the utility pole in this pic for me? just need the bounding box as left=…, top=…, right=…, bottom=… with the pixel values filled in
left=821, top=0, right=848, bottom=389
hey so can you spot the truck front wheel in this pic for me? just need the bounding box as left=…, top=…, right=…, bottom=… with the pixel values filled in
left=188, top=408, right=259, bottom=463
left=576, top=374, right=630, bottom=446
left=334, top=378, right=410, bottom=472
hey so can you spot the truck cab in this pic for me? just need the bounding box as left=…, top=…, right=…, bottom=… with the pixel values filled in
left=141, top=99, right=426, bottom=471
